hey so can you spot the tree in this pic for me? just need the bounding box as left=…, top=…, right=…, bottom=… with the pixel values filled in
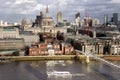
left=56, top=31, right=65, bottom=41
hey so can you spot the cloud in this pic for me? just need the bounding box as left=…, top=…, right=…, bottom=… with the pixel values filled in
left=84, top=0, right=88, bottom=2
left=57, top=0, right=74, bottom=6
left=15, top=0, right=35, bottom=4
left=8, top=0, right=46, bottom=15
left=5, top=1, right=12, bottom=5
left=0, top=0, right=120, bottom=23
left=111, top=0, right=120, bottom=3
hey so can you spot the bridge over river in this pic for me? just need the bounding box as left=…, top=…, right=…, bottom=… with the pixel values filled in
left=75, top=50, right=120, bottom=69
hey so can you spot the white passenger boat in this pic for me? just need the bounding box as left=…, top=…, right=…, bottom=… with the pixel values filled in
left=47, top=71, right=72, bottom=77
left=58, top=60, right=64, bottom=63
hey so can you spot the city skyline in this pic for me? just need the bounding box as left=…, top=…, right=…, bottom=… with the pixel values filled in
left=0, top=0, right=120, bottom=23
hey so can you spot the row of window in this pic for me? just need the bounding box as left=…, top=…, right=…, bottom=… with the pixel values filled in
left=42, top=21, right=53, bottom=26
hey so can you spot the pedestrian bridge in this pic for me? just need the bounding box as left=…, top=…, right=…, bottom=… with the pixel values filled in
left=75, top=50, right=120, bottom=69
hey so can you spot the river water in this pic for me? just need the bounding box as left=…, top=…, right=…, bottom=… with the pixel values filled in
left=0, top=60, right=120, bottom=80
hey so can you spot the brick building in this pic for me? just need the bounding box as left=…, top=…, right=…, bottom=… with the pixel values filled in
left=29, top=43, right=74, bottom=56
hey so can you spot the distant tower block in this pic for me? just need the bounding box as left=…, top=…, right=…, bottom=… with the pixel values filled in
left=113, top=13, right=118, bottom=25
left=57, top=11, right=62, bottom=23
left=104, top=14, right=108, bottom=26
left=75, top=12, right=80, bottom=27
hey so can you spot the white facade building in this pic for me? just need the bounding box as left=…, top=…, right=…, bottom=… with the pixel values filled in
left=0, top=20, right=8, bottom=26
left=26, top=27, right=67, bottom=34
left=111, top=45, right=120, bottom=55
left=0, top=27, right=19, bottom=39
left=0, top=20, right=19, bottom=27
left=92, top=18, right=100, bottom=27
left=81, top=20, right=85, bottom=27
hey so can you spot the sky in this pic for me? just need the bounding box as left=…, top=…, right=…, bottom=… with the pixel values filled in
left=0, top=0, right=120, bottom=23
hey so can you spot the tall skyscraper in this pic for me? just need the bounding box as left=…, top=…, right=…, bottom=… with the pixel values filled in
left=104, top=14, right=108, bottom=26
left=113, top=13, right=118, bottom=25
left=75, top=12, right=80, bottom=27
left=75, top=12, right=80, bottom=19
left=57, top=11, right=62, bottom=23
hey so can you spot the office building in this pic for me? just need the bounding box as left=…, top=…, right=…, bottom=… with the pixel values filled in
left=75, top=12, right=80, bottom=27
left=113, top=13, right=118, bottom=25
left=92, top=18, right=100, bottom=27
left=57, top=11, right=62, bottom=23
left=104, top=14, right=108, bottom=26
left=0, top=27, right=19, bottom=39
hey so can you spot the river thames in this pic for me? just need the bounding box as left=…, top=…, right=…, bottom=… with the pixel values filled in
left=0, top=60, right=120, bottom=80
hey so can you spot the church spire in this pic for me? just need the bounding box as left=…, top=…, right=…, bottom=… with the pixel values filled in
left=46, top=5, right=49, bottom=13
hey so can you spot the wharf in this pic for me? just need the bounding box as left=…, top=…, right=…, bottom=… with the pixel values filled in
left=0, top=55, right=120, bottom=61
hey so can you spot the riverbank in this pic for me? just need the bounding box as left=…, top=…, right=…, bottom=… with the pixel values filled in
left=0, top=55, right=120, bottom=61
left=78, top=55, right=120, bottom=61
left=102, top=55, right=120, bottom=61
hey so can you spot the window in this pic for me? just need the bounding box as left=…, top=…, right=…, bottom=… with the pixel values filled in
left=48, top=22, right=51, bottom=26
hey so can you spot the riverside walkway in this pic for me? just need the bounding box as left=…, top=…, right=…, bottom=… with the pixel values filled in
left=0, top=55, right=120, bottom=61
